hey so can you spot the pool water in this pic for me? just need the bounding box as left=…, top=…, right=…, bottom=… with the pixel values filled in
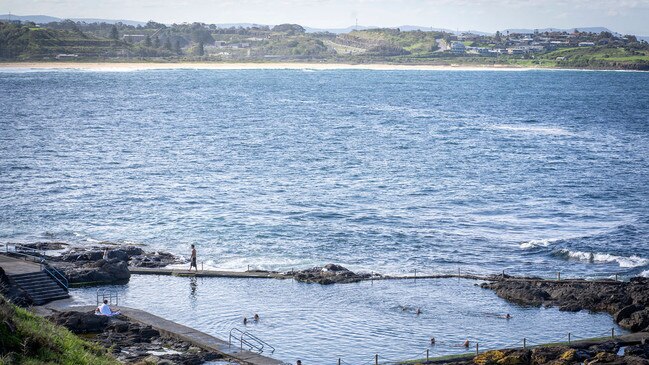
left=70, top=275, right=625, bottom=364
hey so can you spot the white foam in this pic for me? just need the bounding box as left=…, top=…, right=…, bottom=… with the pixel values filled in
left=557, top=249, right=648, bottom=268
left=520, top=239, right=557, bottom=249
left=640, top=270, right=649, bottom=278
left=490, top=124, right=575, bottom=136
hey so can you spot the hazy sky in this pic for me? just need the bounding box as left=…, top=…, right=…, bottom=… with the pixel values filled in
left=3, top=0, right=649, bottom=35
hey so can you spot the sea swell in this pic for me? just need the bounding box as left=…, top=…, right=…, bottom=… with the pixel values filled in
left=552, top=249, right=649, bottom=268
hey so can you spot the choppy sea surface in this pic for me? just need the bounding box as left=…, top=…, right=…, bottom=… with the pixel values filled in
left=1, top=68, right=649, bottom=278
left=2, top=67, right=648, bottom=364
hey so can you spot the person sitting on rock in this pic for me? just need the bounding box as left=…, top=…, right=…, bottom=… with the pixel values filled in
left=95, top=299, right=120, bottom=316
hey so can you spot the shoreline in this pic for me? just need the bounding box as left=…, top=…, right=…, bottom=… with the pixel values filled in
left=0, top=61, right=646, bottom=72
left=0, top=61, right=535, bottom=71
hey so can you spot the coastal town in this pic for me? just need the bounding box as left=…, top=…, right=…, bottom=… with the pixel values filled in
left=1, top=18, right=649, bottom=69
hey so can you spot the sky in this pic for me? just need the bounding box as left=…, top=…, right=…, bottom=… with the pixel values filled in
left=2, top=0, right=649, bottom=35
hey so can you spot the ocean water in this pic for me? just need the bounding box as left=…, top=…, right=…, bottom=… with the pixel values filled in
left=1, top=68, right=649, bottom=279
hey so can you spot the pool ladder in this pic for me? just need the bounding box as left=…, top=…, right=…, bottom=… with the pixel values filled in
left=228, top=327, right=275, bottom=354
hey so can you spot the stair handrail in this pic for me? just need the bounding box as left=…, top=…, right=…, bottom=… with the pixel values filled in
left=242, top=331, right=275, bottom=354
left=228, top=327, right=275, bottom=354
left=43, top=264, right=69, bottom=290
left=229, top=328, right=262, bottom=352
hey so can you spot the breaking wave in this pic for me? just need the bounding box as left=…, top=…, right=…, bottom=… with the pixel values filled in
left=554, top=249, right=649, bottom=268
left=519, top=238, right=560, bottom=249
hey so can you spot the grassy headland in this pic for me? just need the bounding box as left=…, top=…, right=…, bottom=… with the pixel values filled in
left=1, top=21, right=648, bottom=70
left=0, top=296, right=118, bottom=365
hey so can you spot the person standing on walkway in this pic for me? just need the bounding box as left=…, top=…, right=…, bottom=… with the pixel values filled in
left=189, top=244, right=197, bottom=272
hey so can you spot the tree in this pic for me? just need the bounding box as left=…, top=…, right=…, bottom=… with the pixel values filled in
left=144, top=35, right=151, bottom=47
left=109, top=25, right=119, bottom=40
left=164, top=38, right=172, bottom=50
left=173, top=39, right=181, bottom=54
left=153, top=36, right=160, bottom=48
left=196, top=41, right=204, bottom=56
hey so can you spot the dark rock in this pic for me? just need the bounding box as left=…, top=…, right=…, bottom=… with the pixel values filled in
left=619, top=308, right=649, bottom=332
left=615, top=305, right=645, bottom=323
left=61, top=250, right=104, bottom=262
left=128, top=251, right=177, bottom=268
left=64, top=258, right=130, bottom=284
left=106, top=249, right=128, bottom=262
left=122, top=246, right=144, bottom=257
left=590, top=341, right=620, bottom=355
left=138, top=326, right=160, bottom=342
left=49, top=311, right=109, bottom=333
left=481, top=277, right=649, bottom=332
left=624, top=344, right=649, bottom=358
left=290, top=264, right=371, bottom=284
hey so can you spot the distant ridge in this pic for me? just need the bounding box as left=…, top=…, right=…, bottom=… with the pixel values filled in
left=502, top=27, right=615, bottom=34
left=0, top=14, right=145, bottom=26
left=0, top=14, right=645, bottom=40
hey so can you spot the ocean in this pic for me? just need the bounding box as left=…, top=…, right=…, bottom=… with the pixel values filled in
left=1, top=68, right=649, bottom=279
left=3, top=67, right=649, bottom=363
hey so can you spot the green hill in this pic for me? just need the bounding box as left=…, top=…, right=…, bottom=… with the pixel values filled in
left=0, top=296, right=118, bottom=365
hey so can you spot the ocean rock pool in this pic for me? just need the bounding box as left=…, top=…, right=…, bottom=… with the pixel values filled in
left=70, top=275, right=626, bottom=364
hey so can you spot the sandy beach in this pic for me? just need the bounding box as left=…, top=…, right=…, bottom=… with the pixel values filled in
left=0, top=61, right=533, bottom=71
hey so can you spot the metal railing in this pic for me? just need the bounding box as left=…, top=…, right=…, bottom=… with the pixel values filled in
left=3, top=243, right=69, bottom=290
left=96, top=288, right=119, bottom=306
left=228, top=327, right=275, bottom=354
left=43, top=264, right=69, bottom=290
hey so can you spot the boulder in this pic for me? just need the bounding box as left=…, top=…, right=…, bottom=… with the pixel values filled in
left=65, top=258, right=130, bottom=284
left=291, top=264, right=371, bottom=285
left=615, top=305, right=644, bottom=323
left=619, top=309, right=649, bottom=332
left=49, top=311, right=109, bottom=333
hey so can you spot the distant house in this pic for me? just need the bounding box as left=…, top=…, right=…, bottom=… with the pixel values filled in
left=450, top=42, right=466, bottom=54
left=55, top=54, right=78, bottom=59
left=508, top=48, right=525, bottom=55
left=578, top=42, right=595, bottom=47
left=122, top=34, right=146, bottom=43
left=214, top=41, right=226, bottom=47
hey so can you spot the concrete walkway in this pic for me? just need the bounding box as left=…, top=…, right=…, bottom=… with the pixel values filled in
left=129, top=267, right=288, bottom=279
left=38, top=301, right=285, bottom=365
left=0, top=254, right=42, bottom=275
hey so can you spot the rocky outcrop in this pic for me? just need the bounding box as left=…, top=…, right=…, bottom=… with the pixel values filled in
left=94, top=316, right=222, bottom=364
left=480, top=277, right=649, bottom=332
left=46, top=245, right=179, bottom=284
left=459, top=340, right=649, bottom=365
left=61, top=258, right=131, bottom=284
left=48, top=310, right=222, bottom=364
left=290, top=264, right=374, bottom=284
left=49, top=311, right=110, bottom=333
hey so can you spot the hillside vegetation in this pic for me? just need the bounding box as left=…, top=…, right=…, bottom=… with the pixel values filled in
left=1, top=20, right=649, bottom=70
left=0, top=296, right=118, bottom=365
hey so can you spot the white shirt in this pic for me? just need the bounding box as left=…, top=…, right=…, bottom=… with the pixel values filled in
left=98, top=303, right=112, bottom=315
